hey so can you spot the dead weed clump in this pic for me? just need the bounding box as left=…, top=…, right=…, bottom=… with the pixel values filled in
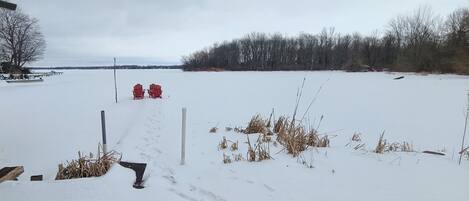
left=374, top=132, right=387, bottom=154
left=238, top=113, right=330, bottom=158
left=219, top=137, right=228, bottom=150
left=234, top=127, right=244, bottom=133
left=275, top=116, right=329, bottom=157
left=274, top=116, right=287, bottom=133
left=244, top=114, right=267, bottom=134
left=209, top=127, right=218, bottom=133
left=230, top=140, right=239, bottom=151
left=55, top=147, right=119, bottom=180
left=388, top=141, right=414, bottom=152
left=346, top=133, right=366, bottom=150
left=223, top=154, right=232, bottom=164
left=246, top=134, right=271, bottom=162
left=351, top=133, right=362, bottom=142
left=233, top=153, right=244, bottom=161
left=463, top=150, right=469, bottom=160
left=374, top=132, right=414, bottom=154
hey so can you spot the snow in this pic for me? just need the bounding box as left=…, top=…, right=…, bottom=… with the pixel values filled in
left=0, top=70, right=468, bottom=201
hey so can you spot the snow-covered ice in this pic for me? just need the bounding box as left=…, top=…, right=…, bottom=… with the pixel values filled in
left=1, top=70, right=468, bottom=201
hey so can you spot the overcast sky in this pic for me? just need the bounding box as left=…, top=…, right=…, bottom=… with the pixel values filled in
left=12, top=0, right=469, bottom=67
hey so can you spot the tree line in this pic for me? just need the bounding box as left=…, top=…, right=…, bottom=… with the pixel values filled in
left=182, top=6, right=469, bottom=74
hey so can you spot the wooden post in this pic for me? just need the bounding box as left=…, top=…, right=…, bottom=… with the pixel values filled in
left=459, top=92, right=469, bottom=165
left=0, top=166, right=24, bottom=183
left=113, top=58, right=118, bottom=103
left=181, top=108, right=187, bottom=165
left=101, top=110, right=107, bottom=154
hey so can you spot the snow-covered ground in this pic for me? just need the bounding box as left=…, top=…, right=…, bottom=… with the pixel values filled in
left=0, top=70, right=468, bottom=201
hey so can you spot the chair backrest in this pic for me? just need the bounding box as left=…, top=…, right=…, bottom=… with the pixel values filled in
left=149, top=84, right=158, bottom=90
left=134, top=84, right=143, bottom=91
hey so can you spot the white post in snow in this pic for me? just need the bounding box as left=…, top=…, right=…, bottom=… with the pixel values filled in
left=181, top=107, right=187, bottom=165
left=113, top=57, right=118, bottom=103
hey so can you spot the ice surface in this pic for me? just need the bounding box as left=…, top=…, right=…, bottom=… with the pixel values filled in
left=0, top=70, right=468, bottom=201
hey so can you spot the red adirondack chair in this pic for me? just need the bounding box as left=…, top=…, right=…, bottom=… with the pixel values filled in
left=133, top=84, right=145, bottom=99
left=148, top=84, right=162, bottom=98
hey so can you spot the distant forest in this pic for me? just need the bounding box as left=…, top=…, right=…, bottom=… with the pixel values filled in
left=30, top=65, right=182, bottom=70
left=182, top=6, right=469, bottom=74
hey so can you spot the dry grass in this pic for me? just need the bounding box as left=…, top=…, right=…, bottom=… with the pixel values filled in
left=55, top=146, right=119, bottom=180
left=351, top=133, right=362, bottom=142
left=464, top=150, right=469, bottom=160
left=244, top=114, right=267, bottom=134
left=219, top=137, right=228, bottom=150
left=298, top=154, right=314, bottom=168
left=209, top=127, right=218, bottom=133
left=230, top=140, right=238, bottom=151
left=275, top=116, right=329, bottom=157
left=273, top=116, right=287, bottom=133
left=245, top=134, right=271, bottom=162
left=233, top=153, right=243, bottom=161
left=346, top=133, right=366, bottom=150
left=374, top=132, right=387, bottom=154
left=374, top=132, right=414, bottom=153
left=234, top=114, right=331, bottom=158
left=234, top=127, right=244, bottom=133
left=388, top=141, right=414, bottom=152
left=223, top=154, right=232, bottom=164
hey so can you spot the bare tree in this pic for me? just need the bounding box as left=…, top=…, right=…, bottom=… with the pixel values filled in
left=0, top=9, right=45, bottom=68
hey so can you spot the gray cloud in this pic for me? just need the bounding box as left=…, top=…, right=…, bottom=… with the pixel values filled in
left=13, top=0, right=469, bottom=66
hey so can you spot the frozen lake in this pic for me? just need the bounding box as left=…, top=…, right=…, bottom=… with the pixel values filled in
left=1, top=70, right=468, bottom=201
